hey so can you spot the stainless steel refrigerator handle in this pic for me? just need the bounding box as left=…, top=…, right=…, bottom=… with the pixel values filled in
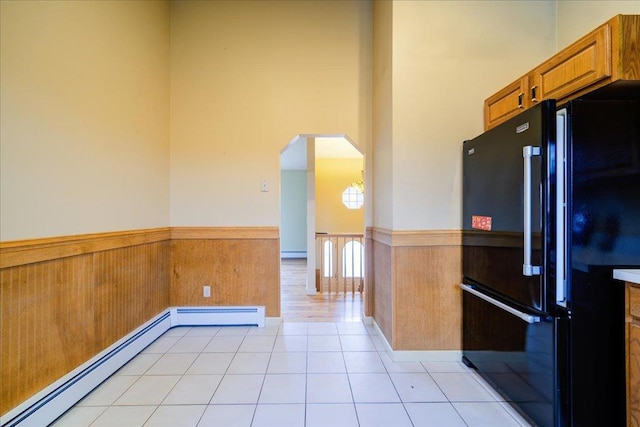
left=523, top=146, right=542, bottom=276
left=460, top=284, right=541, bottom=324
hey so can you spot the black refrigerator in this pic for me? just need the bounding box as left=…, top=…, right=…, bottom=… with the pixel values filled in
left=461, top=98, right=640, bottom=426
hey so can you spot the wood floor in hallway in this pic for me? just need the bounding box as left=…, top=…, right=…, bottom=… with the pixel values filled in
left=280, top=258, right=363, bottom=322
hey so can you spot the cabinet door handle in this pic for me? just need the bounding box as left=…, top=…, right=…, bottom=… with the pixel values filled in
left=531, top=85, right=538, bottom=102
left=518, top=93, right=524, bottom=109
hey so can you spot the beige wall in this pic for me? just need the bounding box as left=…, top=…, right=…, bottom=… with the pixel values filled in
left=372, top=0, right=394, bottom=230
left=0, top=0, right=170, bottom=241
left=315, top=158, right=365, bottom=234
left=556, top=1, right=640, bottom=49
left=170, top=0, right=372, bottom=228
left=387, top=0, right=556, bottom=231
left=3, top=0, right=635, bottom=241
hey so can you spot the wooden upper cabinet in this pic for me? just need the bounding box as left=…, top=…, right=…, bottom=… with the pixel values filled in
left=532, top=23, right=611, bottom=104
left=484, top=76, right=529, bottom=131
left=484, top=15, right=640, bottom=130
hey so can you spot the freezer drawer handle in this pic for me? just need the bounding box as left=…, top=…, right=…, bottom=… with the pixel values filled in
left=523, top=146, right=542, bottom=276
left=460, top=284, right=541, bottom=324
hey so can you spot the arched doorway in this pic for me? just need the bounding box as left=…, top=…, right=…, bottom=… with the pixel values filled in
left=279, top=134, right=365, bottom=321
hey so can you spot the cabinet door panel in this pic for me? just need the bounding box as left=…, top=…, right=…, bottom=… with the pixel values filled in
left=630, top=322, right=640, bottom=427
left=533, top=24, right=611, bottom=102
left=484, top=76, right=529, bottom=130
left=631, top=286, right=640, bottom=318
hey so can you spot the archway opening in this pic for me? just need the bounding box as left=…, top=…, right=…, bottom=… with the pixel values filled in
left=279, top=134, right=365, bottom=322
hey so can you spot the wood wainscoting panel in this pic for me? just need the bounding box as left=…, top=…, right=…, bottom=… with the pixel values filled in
left=367, top=228, right=463, bottom=352
left=0, top=255, right=95, bottom=415
left=93, top=241, right=170, bottom=349
left=0, top=234, right=171, bottom=417
left=171, top=234, right=280, bottom=317
left=393, top=245, right=462, bottom=350
left=371, top=238, right=393, bottom=346
left=364, top=233, right=374, bottom=318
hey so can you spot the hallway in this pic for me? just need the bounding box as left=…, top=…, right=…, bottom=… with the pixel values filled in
left=280, top=259, right=363, bottom=322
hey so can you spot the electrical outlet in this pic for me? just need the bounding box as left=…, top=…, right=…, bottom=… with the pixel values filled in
left=203, top=285, right=211, bottom=298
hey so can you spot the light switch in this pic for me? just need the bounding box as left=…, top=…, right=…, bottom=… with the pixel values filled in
left=261, top=179, right=269, bottom=192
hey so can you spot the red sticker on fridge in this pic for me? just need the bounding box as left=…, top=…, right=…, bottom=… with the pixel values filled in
left=472, top=215, right=492, bottom=231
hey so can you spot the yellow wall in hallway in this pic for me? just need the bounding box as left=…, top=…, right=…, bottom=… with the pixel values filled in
left=315, top=158, right=365, bottom=234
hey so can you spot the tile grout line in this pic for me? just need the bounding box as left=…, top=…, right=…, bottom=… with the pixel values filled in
left=338, top=322, right=363, bottom=427
left=59, top=322, right=532, bottom=427
left=196, top=326, right=230, bottom=426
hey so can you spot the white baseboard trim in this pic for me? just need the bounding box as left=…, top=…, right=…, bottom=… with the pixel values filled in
left=1, top=305, right=265, bottom=427
left=280, top=252, right=307, bottom=259
left=370, top=318, right=462, bottom=362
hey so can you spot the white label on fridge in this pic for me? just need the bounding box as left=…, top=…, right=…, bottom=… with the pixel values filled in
left=516, top=122, right=530, bottom=133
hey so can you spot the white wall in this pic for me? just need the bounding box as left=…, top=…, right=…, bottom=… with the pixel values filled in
left=280, top=170, right=307, bottom=255
left=170, top=0, right=372, bottom=227
left=556, top=1, right=640, bottom=49
left=0, top=0, right=170, bottom=241
left=387, top=0, right=556, bottom=230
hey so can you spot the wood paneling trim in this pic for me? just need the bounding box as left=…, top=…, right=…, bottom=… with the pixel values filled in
left=370, top=227, right=392, bottom=246
left=369, top=227, right=462, bottom=247
left=171, top=227, right=279, bottom=240
left=0, top=228, right=171, bottom=268
left=0, top=227, right=282, bottom=268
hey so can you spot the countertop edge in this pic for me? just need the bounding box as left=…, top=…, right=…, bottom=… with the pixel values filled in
left=613, top=269, right=640, bottom=284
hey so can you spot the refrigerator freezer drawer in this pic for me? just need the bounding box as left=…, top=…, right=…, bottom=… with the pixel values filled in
left=462, top=286, right=559, bottom=427
left=460, top=284, right=540, bottom=323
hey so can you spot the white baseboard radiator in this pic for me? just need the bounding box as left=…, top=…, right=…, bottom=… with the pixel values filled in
left=171, top=306, right=265, bottom=327
left=1, top=306, right=265, bottom=427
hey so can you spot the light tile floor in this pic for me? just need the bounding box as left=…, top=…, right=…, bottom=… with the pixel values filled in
left=52, top=322, right=533, bottom=427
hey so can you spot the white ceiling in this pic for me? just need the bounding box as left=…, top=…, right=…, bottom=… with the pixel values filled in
left=281, top=136, right=362, bottom=170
